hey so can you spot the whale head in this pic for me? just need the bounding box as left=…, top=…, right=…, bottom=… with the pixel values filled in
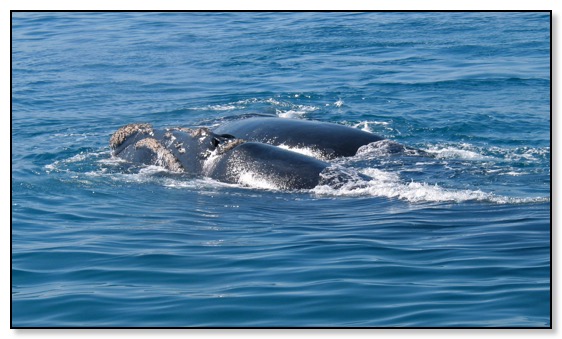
left=110, top=124, right=240, bottom=174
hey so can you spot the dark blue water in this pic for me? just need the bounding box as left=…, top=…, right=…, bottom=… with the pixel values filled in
left=11, top=12, right=550, bottom=327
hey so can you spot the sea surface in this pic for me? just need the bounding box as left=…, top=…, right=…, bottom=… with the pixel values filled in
left=11, top=12, right=551, bottom=327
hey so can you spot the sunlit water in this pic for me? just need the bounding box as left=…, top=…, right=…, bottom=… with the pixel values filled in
left=12, top=12, right=550, bottom=327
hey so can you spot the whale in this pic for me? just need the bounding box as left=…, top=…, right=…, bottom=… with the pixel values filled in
left=109, top=123, right=335, bottom=189
left=213, top=117, right=385, bottom=159
left=109, top=116, right=416, bottom=189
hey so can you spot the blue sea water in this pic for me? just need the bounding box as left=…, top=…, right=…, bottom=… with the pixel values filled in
left=11, top=12, right=550, bottom=327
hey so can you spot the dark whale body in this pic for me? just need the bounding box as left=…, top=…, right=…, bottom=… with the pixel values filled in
left=213, top=117, right=384, bottom=159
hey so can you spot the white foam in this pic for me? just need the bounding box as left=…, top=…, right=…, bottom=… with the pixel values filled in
left=208, top=104, right=237, bottom=111
left=493, top=146, right=550, bottom=162
left=193, top=97, right=321, bottom=119
left=312, top=165, right=548, bottom=204
left=277, top=109, right=307, bottom=119
left=192, top=104, right=238, bottom=111
left=276, top=104, right=318, bottom=119
left=425, top=144, right=491, bottom=160
left=361, top=168, right=402, bottom=182
left=190, top=97, right=282, bottom=111
left=162, top=176, right=236, bottom=190
left=352, top=120, right=394, bottom=134
left=358, top=121, right=372, bottom=132
left=44, top=163, right=57, bottom=172
left=45, top=153, right=88, bottom=170
left=351, top=121, right=379, bottom=133
left=45, top=150, right=110, bottom=173
left=98, top=165, right=171, bottom=184
left=333, top=99, right=344, bottom=107
left=227, top=97, right=284, bottom=107
left=265, top=98, right=283, bottom=106
left=97, top=156, right=128, bottom=165
left=500, top=171, right=528, bottom=176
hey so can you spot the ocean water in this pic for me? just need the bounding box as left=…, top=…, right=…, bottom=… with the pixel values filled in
left=11, top=12, right=550, bottom=327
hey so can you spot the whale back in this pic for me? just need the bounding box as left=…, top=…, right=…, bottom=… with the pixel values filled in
left=213, top=117, right=384, bottom=159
